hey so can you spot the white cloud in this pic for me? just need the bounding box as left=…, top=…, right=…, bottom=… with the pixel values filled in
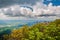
left=32, top=2, right=60, bottom=19
left=0, top=5, right=34, bottom=20
left=0, top=0, right=60, bottom=20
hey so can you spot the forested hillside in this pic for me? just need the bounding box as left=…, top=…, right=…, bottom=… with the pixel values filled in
left=1, top=19, right=60, bottom=40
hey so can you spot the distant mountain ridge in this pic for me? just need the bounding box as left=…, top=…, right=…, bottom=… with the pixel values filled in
left=0, top=20, right=53, bottom=25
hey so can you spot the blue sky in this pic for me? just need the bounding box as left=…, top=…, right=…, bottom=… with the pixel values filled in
left=44, top=0, right=60, bottom=6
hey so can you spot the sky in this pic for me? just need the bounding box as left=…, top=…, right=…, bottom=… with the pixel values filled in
left=0, top=0, right=60, bottom=20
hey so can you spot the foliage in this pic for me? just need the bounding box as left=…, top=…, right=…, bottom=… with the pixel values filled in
left=2, top=19, right=60, bottom=40
left=54, top=19, right=60, bottom=26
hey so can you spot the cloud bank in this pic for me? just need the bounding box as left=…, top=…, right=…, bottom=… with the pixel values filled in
left=0, top=0, right=60, bottom=20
